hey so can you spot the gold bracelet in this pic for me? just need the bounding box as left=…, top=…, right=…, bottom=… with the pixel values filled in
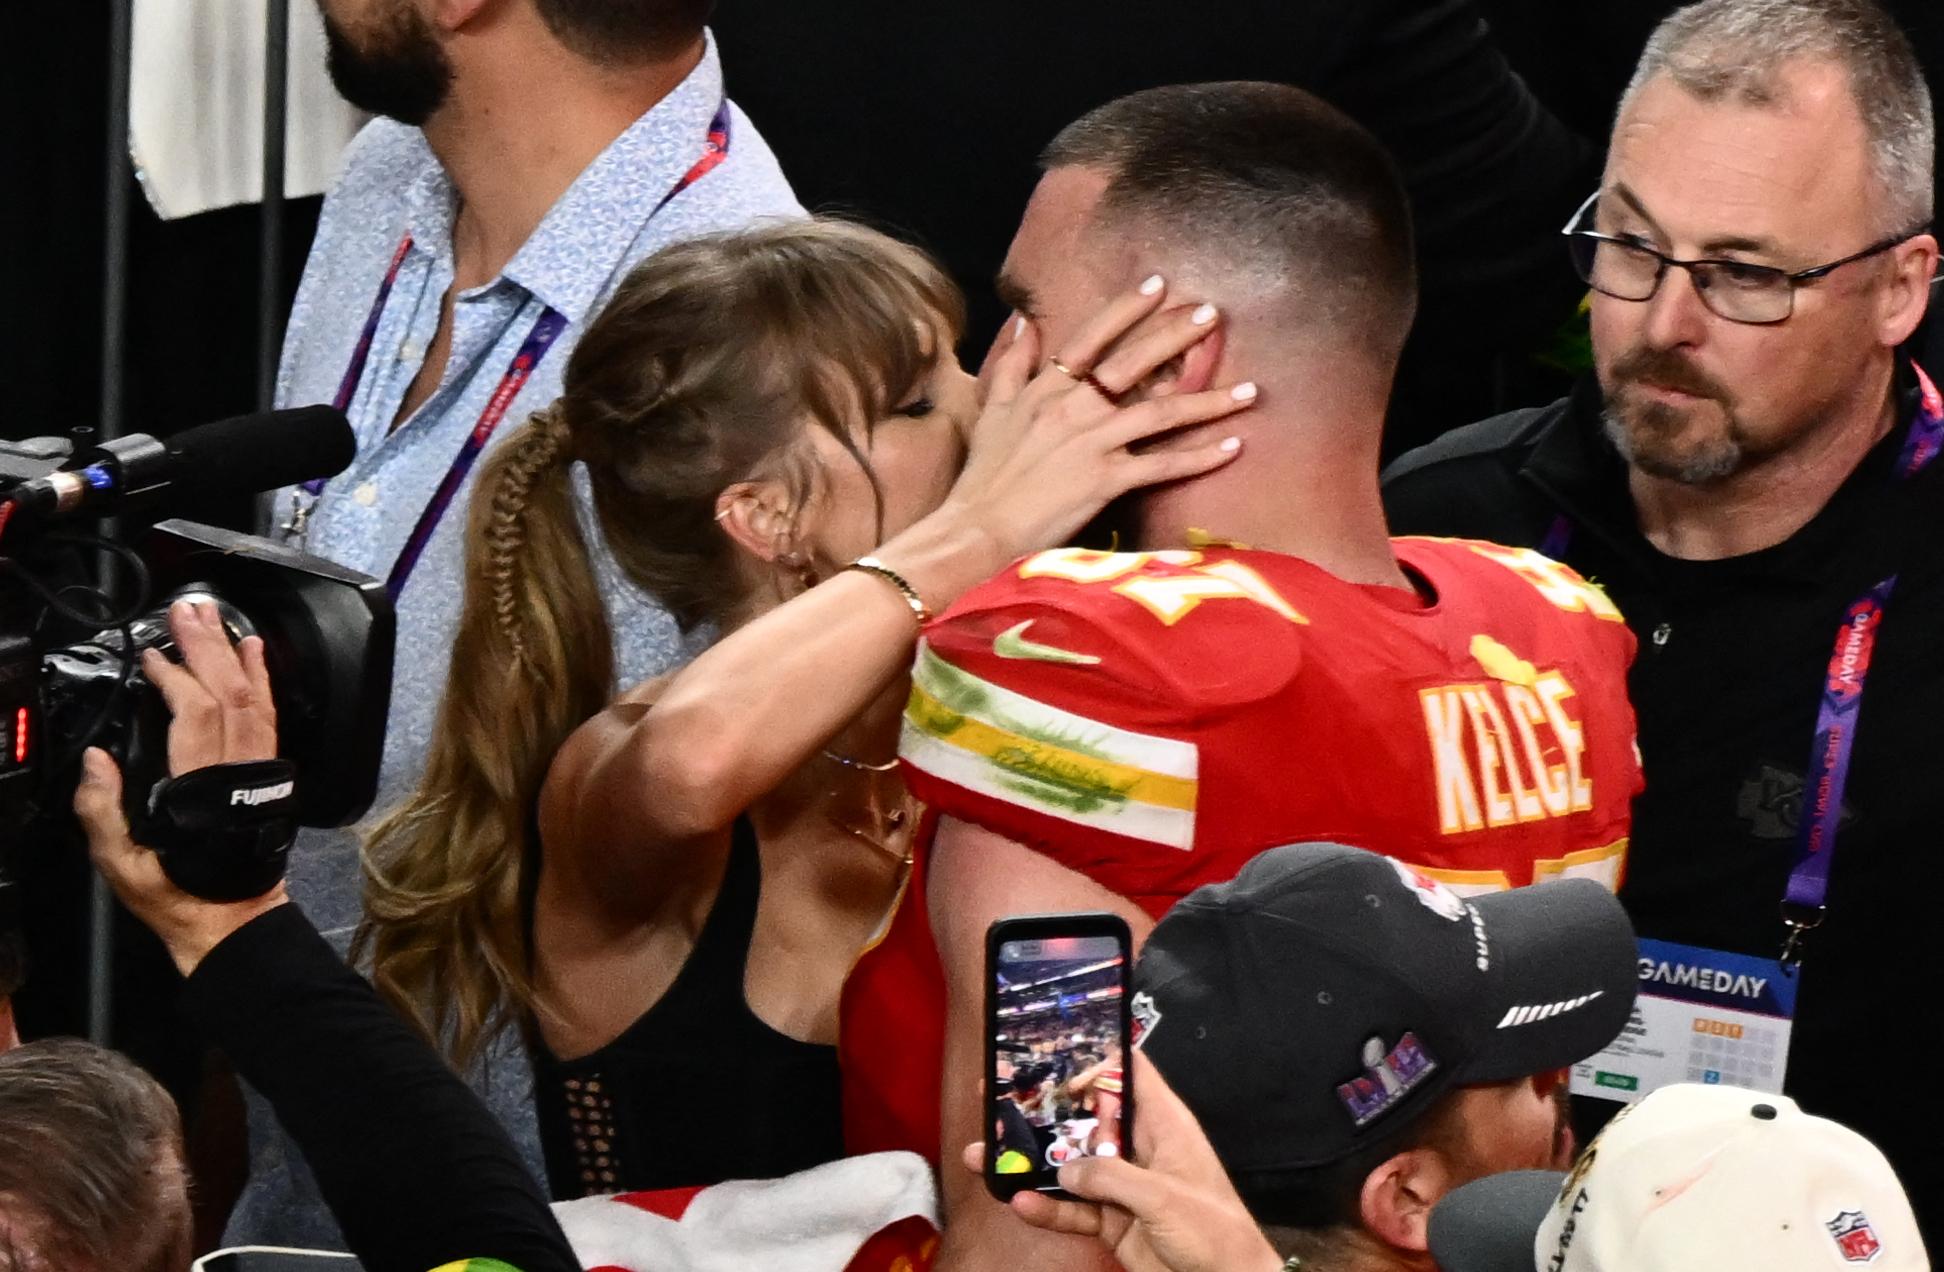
left=848, top=556, right=933, bottom=626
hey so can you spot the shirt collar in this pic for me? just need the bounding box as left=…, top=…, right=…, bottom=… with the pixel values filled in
left=398, top=132, right=458, bottom=265
left=500, top=32, right=727, bottom=323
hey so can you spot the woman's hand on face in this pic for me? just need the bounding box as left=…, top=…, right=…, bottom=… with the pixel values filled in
left=938, top=278, right=1257, bottom=564
left=961, top=1051, right=1284, bottom=1272
left=72, top=600, right=287, bottom=977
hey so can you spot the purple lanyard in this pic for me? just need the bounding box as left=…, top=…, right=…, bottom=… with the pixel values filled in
left=300, top=99, right=735, bottom=601
left=1780, top=362, right=1944, bottom=963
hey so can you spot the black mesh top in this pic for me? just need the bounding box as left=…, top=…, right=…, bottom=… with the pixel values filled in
left=530, top=817, right=846, bottom=1198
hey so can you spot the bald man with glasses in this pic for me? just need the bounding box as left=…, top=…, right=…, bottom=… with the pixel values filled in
left=1383, top=0, right=1944, bottom=1242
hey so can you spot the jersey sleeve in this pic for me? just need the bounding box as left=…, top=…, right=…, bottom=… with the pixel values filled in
left=898, top=549, right=1305, bottom=894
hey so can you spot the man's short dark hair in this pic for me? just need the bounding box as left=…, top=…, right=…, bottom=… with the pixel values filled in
left=534, top=0, right=715, bottom=65
left=1042, top=82, right=1418, bottom=359
left=0, top=1039, right=189, bottom=1272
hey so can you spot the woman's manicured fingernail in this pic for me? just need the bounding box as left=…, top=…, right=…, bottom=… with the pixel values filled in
left=1140, top=274, right=1164, bottom=295
left=1013, top=315, right=1028, bottom=339
left=1231, top=382, right=1258, bottom=401
left=1191, top=303, right=1219, bottom=325
left=1219, top=436, right=1243, bottom=452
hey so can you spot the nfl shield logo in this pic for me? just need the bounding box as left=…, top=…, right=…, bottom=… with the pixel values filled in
left=1827, top=1211, right=1882, bottom=1264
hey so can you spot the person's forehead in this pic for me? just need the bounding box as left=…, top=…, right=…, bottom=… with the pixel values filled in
left=999, top=165, right=1121, bottom=319
left=1605, top=62, right=1880, bottom=257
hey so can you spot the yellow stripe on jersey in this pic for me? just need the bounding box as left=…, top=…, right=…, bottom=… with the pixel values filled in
left=900, top=642, right=1200, bottom=850
left=1531, top=839, right=1627, bottom=890
left=1411, top=839, right=1627, bottom=896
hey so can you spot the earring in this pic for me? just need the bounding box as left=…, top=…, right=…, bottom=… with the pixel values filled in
left=777, top=547, right=820, bottom=592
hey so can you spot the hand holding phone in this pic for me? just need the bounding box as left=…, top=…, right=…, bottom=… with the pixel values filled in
left=985, top=912, right=1135, bottom=1201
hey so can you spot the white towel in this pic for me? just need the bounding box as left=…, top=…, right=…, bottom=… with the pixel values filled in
left=130, top=0, right=365, bottom=221
left=553, top=1152, right=940, bottom=1272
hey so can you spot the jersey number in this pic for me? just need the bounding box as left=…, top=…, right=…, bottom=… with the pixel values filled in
left=1019, top=550, right=1308, bottom=627
left=1468, top=545, right=1625, bottom=622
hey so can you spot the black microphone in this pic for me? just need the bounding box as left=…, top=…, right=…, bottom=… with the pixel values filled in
left=4, top=406, right=355, bottom=520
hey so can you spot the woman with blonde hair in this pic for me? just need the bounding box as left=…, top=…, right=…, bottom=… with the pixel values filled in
left=358, top=218, right=1253, bottom=1196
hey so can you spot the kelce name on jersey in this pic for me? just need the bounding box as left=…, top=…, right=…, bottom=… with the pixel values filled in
left=1419, top=670, right=1591, bottom=835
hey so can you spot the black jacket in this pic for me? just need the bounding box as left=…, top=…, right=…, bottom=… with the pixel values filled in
left=1380, top=329, right=1944, bottom=1244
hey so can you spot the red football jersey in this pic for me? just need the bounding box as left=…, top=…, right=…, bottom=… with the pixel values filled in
left=841, top=539, right=1642, bottom=1160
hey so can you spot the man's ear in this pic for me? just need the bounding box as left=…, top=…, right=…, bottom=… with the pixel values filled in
left=1145, top=324, right=1226, bottom=399
left=1878, top=234, right=1939, bottom=349
left=714, top=480, right=799, bottom=564
left=1359, top=1146, right=1455, bottom=1253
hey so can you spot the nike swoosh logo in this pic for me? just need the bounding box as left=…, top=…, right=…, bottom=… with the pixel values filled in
left=993, top=621, right=1101, bottom=665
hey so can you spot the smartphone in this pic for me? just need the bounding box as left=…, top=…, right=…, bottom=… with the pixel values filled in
left=984, top=912, right=1135, bottom=1201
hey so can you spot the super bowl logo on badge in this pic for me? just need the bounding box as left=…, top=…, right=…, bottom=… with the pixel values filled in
left=1827, top=1212, right=1883, bottom=1264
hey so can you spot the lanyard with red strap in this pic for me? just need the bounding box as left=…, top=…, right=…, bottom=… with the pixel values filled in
left=287, top=99, right=734, bottom=601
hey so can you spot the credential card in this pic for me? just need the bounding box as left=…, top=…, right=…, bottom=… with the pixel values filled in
left=1570, top=937, right=1796, bottom=1103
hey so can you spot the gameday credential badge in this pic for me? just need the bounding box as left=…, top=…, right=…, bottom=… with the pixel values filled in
left=1827, top=1212, right=1883, bottom=1264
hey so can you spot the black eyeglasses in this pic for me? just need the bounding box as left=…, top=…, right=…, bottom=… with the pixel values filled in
left=1561, top=190, right=1929, bottom=325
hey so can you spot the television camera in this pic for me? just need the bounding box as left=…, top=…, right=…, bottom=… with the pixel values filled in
left=0, top=407, right=392, bottom=942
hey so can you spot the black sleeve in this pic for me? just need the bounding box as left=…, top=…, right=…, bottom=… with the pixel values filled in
left=181, top=905, right=578, bottom=1272
left=1381, top=403, right=1564, bottom=545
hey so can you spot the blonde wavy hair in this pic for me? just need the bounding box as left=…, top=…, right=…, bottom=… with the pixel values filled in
left=356, top=219, right=963, bottom=1069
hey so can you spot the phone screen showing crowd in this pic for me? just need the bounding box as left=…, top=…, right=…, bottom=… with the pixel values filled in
left=985, top=914, right=1133, bottom=1199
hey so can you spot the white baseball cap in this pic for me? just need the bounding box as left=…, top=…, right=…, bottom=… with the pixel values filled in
left=1428, top=1084, right=1928, bottom=1272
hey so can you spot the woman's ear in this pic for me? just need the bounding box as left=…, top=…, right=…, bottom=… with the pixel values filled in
left=714, top=480, right=799, bottom=564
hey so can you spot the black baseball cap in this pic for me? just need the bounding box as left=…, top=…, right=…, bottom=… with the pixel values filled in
left=1134, top=843, right=1637, bottom=1174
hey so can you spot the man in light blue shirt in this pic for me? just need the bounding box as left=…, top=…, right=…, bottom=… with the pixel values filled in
left=237, top=0, right=801, bottom=1245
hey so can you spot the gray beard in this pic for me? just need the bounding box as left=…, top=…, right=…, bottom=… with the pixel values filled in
left=1602, top=400, right=1746, bottom=485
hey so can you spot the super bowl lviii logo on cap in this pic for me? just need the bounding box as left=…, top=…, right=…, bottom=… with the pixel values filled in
left=1827, top=1212, right=1883, bottom=1264
left=1337, top=1032, right=1437, bottom=1126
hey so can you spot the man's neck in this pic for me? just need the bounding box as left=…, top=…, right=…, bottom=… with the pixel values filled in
left=1265, top=1224, right=1433, bottom=1272
left=1137, top=425, right=1408, bottom=592
left=422, top=32, right=706, bottom=291
left=1629, top=360, right=1900, bottom=561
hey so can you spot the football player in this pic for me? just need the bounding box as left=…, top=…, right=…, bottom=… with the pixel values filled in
left=841, top=83, right=1643, bottom=1271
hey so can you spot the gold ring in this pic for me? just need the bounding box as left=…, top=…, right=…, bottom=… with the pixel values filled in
left=1048, top=357, right=1121, bottom=403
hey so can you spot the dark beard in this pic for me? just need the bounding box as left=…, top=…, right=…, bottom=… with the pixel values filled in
left=1601, top=345, right=1748, bottom=485
left=323, top=3, right=454, bottom=127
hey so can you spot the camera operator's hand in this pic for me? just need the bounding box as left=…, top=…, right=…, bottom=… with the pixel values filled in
left=73, top=600, right=287, bottom=976
left=962, top=1051, right=1283, bottom=1272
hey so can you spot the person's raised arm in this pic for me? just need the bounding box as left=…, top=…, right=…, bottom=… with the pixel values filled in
left=926, top=814, right=1156, bottom=1272
left=545, top=280, right=1254, bottom=888
left=74, top=601, right=578, bottom=1272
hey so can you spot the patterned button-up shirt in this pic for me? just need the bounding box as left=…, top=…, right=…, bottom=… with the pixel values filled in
left=229, top=39, right=801, bottom=1250
left=269, top=35, right=801, bottom=939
